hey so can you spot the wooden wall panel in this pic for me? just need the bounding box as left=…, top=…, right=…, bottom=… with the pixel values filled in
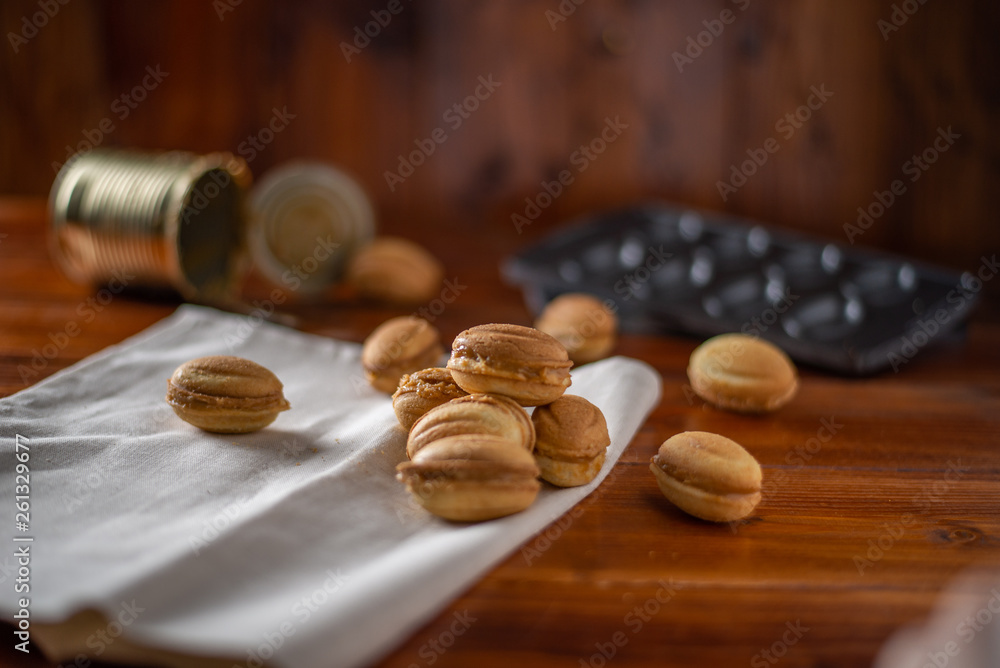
left=0, top=0, right=107, bottom=187
left=1, top=0, right=996, bottom=272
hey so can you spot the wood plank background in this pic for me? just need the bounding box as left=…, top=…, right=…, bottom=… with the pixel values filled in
left=1, top=0, right=997, bottom=274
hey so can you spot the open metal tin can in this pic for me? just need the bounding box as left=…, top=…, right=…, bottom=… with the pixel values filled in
left=48, top=149, right=252, bottom=301
left=48, top=150, right=373, bottom=302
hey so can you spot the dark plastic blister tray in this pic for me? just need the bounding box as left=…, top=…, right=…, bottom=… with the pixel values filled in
left=502, top=203, right=980, bottom=375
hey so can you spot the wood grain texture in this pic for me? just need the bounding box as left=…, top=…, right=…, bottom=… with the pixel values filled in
left=1, top=199, right=999, bottom=667
left=1, top=0, right=998, bottom=275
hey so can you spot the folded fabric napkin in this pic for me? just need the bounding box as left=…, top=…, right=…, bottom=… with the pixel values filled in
left=0, top=305, right=661, bottom=668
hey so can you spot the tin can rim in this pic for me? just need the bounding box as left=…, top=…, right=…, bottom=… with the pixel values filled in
left=248, top=160, right=375, bottom=293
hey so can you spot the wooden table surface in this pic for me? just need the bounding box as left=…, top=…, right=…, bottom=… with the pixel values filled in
left=1, top=197, right=998, bottom=668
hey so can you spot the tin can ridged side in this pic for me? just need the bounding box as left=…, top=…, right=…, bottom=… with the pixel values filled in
left=48, top=149, right=252, bottom=300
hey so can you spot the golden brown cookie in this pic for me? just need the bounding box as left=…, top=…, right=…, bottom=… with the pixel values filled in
left=534, top=293, right=618, bottom=364
left=406, top=393, right=534, bottom=460
left=396, top=434, right=541, bottom=522
left=687, top=333, right=798, bottom=413
left=166, top=356, right=290, bottom=433
left=447, top=323, right=572, bottom=406
left=361, top=316, right=444, bottom=394
left=345, top=236, right=444, bottom=305
left=531, top=394, right=610, bottom=487
left=649, top=431, right=762, bottom=522
left=392, top=367, right=468, bottom=430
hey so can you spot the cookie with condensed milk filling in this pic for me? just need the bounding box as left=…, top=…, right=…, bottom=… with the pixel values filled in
left=447, top=323, right=572, bottom=406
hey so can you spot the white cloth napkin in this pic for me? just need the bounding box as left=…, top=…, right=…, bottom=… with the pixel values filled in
left=0, top=305, right=662, bottom=668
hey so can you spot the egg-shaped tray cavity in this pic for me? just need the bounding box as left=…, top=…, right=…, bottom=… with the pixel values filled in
left=502, top=203, right=978, bottom=375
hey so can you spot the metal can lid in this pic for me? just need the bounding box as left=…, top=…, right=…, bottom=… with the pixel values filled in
left=248, top=161, right=375, bottom=295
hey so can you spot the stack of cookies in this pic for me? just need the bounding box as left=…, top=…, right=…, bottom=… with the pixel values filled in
left=162, top=308, right=801, bottom=529
left=362, top=319, right=612, bottom=522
